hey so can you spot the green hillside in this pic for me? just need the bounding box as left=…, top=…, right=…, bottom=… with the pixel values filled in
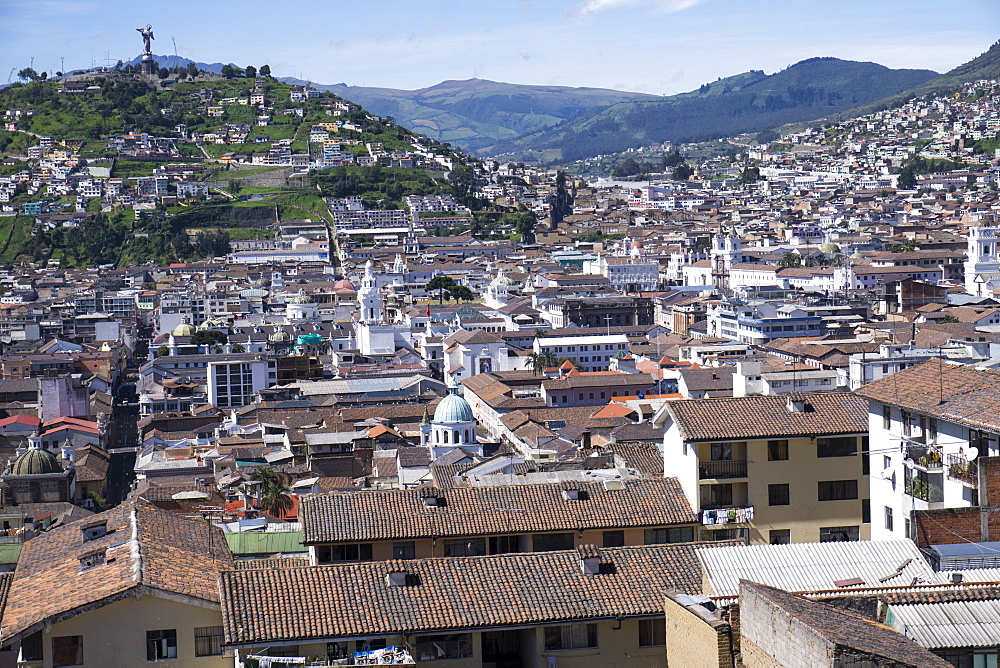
left=491, top=57, right=938, bottom=162
left=0, top=73, right=464, bottom=267
left=311, top=78, right=659, bottom=153
left=817, top=41, right=1000, bottom=125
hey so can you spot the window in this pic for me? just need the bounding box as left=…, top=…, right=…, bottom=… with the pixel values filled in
left=820, top=526, right=859, bottom=542
left=444, top=538, right=486, bottom=557
left=544, top=624, right=598, bottom=650
left=901, top=410, right=912, bottom=437
left=489, top=535, right=521, bottom=554
left=22, top=632, right=42, bottom=662
left=711, top=443, right=737, bottom=461
left=768, top=484, right=790, bottom=506
left=146, top=630, right=177, bottom=661
left=638, top=619, right=665, bottom=647
left=862, top=498, right=870, bottom=523
left=414, top=634, right=473, bottom=661
left=392, top=542, right=415, bottom=560
left=644, top=527, right=695, bottom=544
left=194, top=627, right=223, bottom=657
left=52, top=636, right=83, bottom=667
left=818, top=480, right=858, bottom=501
left=769, top=529, right=790, bottom=545
left=316, top=543, right=373, bottom=562
left=767, top=440, right=788, bottom=461
left=533, top=533, right=574, bottom=552
left=817, top=436, right=857, bottom=458
left=885, top=506, right=894, bottom=532
left=603, top=530, right=625, bottom=547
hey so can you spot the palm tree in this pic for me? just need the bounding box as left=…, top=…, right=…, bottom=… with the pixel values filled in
left=261, top=480, right=295, bottom=518
left=251, top=466, right=294, bottom=518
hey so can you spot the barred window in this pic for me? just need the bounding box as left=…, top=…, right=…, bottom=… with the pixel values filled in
left=194, top=627, right=223, bottom=657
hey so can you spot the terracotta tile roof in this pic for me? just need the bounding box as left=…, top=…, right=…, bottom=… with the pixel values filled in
left=219, top=542, right=729, bottom=645
left=601, top=440, right=664, bottom=476
left=667, top=393, right=868, bottom=441
left=742, top=581, right=950, bottom=667
left=0, top=500, right=233, bottom=642
left=874, top=585, right=1000, bottom=605
left=300, top=478, right=695, bottom=544
left=855, top=359, right=1000, bottom=431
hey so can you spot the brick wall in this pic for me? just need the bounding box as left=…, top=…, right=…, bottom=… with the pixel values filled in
left=913, top=456, right=1000, bottom=547
left=740, top=583, right=833, bottom=667
left=664, top=592, right=733, bottom=668
left=741, top=637, right=784, bottom=668
left=914, top=507, right=987, bottom=547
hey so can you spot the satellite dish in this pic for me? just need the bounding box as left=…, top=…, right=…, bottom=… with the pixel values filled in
left=967, top=446, right=980, bottom=461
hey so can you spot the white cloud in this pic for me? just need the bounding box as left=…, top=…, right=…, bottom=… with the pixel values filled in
left=574, top=0, right=706, bottom=17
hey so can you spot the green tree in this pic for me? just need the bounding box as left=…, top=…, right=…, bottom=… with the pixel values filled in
left=190, top=329, right=228, bottom=347
left=250, top=466, right=294, bottom=517
left=259, top=64, right=271, bottom=77
left=245, top=65, right=257, bottom=79
left=426, top=275, right=457, bottom=305
left=738, top=166, right=762, bottom=184
left=449, top=285, right=475, bottom=303
left=778, top=253, right=802, bottom=268
left=186, top=62, right=199, bottom=79
left=612, top=158, right=641, bottom=178
left=674, top=163, right=694, bottom=180
left=17, top=68, right=39, bottom=82
left=231, top=343, right=245, bottom=353
left=939, top=314, right=959, bottom=323
left=88, top=491, right=111, bottom=511
left=550, top=170, right=573, bottom=229
left=448, top=164, right=478, bottom=208
left=156, top=344, right=170, bottom=357
left=157, top=67, right=169, bottom=79
left=221, top=64, right=236, bottom=79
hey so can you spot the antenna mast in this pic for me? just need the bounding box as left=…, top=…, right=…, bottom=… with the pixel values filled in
left=172, top=37, right=177, bottom=71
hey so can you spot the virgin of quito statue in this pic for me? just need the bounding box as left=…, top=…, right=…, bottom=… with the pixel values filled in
left=136, top=24, right=155, bottom=75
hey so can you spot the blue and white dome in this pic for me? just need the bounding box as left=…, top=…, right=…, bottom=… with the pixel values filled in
left=433, top=391, right=474, bottom=423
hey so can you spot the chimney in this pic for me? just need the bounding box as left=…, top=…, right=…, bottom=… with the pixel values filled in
left=785, top=391, right=807, bottom=413
left=386, top=562, right=408, bottom=587
left=578, top=545, right=601, bottom=575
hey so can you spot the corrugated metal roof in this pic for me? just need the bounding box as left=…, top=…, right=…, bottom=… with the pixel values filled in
left=697, top=539, right=935, bottom=597
left=224, top=531, right=306, bottom=556
left=289, top=377, right=417, bottom=396
left=889, top=599, right=1000, bottom=648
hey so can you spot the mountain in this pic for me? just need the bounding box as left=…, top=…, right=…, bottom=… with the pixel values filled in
left=118, top=54, right=238, bottom=74
left=819, top=41, right=1000, bottom=124
left=289, top=78, right=659, bottom=153
left=489, top=58, right=938, bottom=162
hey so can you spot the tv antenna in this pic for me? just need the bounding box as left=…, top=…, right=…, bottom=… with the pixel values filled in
left=6, top=68, right=15, bottom=84
left=171, top=37, right=177, bottom=70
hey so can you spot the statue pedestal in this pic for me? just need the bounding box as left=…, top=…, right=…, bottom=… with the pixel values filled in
left=141, top=53, right=155, bottom=76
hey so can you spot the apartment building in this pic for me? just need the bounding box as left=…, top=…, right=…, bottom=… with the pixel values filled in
left=657, top=392, right=870, bottom=545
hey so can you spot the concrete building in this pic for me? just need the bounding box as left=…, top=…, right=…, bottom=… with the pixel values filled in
left=856, top=359, right=994, bottom=542
left=657, top=392, right=870, bottom=544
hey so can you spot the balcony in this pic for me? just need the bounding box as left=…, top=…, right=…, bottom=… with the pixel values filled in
left=700, top=505, right=754, bottom=525
left=905, top=471, right=944, bottom=503
left=947, top=454, right=978, bottom=486
left=699, top=459, right=748, bottom=480
left=904, top=443, right=943, bottom=471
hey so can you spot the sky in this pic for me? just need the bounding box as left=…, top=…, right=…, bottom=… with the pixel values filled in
left=0, top=0, right=998, bottom=94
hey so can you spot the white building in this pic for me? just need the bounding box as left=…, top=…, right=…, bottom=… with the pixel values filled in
left=965, top=219, right=1000, bottom=297
left=856, top=359, right=993, bottom=542
left=533, top=334, right=629, bottom=373
left=206, top=358, right=277, bottom=409
left=442, top=328, right=510, bottom=385
left=733, top=360, right=841, bottom=396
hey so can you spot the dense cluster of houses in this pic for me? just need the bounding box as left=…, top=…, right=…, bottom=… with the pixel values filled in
left=1, top=76, right=1000, bottom=667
